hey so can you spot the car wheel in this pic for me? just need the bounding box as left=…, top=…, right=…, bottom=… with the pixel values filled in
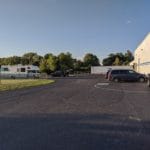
left=113, top=78, right=119, bottom=82
left=139, top=77, right=145, bottom=83
left=11, top=76, right=15, bottom=79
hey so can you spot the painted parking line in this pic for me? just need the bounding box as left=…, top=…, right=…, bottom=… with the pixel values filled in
left=129, top=116, right=142, bottom=122
left=94, top=83, right=150, bottom=94
left=96, top=83, right=110, bottom=86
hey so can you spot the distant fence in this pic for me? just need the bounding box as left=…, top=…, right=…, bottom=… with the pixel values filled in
left=91, top=66, right=133, bottom=74
left=0, top=72, right=40, bottom=79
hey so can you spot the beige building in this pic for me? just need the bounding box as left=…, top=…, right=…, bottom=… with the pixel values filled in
left=131, top=33, right=150, bottom=74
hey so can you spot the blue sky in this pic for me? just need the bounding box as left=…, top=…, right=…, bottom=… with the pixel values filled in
left=0, top=0, right=150, bottom=61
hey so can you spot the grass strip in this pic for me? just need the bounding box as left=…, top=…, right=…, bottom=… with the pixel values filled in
left=0, top=79, right=55, bottom=91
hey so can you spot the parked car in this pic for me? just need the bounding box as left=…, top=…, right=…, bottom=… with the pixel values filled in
left=51, top=70, right=69, bottom=77
left=108, top=69, right=147, bottom=82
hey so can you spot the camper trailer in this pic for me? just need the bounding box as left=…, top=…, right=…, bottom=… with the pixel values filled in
left=0, top=65, right=40, bottom=79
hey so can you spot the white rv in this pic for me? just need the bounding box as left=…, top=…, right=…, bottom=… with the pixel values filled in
left=0, top=65, right=40, bottom=78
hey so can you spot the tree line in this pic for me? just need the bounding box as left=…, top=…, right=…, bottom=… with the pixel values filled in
left=0, top=50, right=134, bottom=74
left=0, top=52, right=100, bottom=74
left=102, top=50, right=134, bottom=66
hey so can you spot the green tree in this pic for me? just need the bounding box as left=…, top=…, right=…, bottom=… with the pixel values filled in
left=39, top=59, right=49, bottom=73
left=83, top=53, right=100, bottom=70
left=103, top=53, right=116, bottom=66
left=47, top=55, right=58, bottom=72
left=113, top=57, right=121, bottom=65
left=44, top=53, right=53, bottom=59
left=40, top=54, right=58, bottom=74
left=21, top=52, right=42, bottom=66
left=124, top=50, right=134, bottom=65
left=103, top=52, right=126, bottom=66
left=58, top=52, right=73, bottom=71
left=32, top=55, right=43, bottom=66
left=0, top=56, right=21, bottom=65
left=73, top=59, right=84, bottom=71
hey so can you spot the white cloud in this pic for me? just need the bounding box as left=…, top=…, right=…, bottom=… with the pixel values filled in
left=126, top=20, right=132, bottom=24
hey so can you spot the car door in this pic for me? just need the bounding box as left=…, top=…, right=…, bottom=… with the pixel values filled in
left=119, top=70, right=128, bottom=81
left=127, top=70, right=137, bottom=81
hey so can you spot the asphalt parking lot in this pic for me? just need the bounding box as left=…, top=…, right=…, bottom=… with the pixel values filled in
left=0, top=75, right=150, bottom=150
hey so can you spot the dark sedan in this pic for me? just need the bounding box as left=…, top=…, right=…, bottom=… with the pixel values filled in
left=108, top=69, right=147, bottom=82
left=51, top=70, right=69, bottom=77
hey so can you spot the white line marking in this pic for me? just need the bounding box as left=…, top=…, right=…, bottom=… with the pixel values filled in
left=95, top=83, right=150, bottom=94
left=129, top=116, right=142, bottom=122
left=97, top=83, right=109, bottom=86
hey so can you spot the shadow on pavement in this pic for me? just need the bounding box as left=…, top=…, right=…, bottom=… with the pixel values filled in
left=50, top=74, right=104, bottom=80
left=0, top=113, right=150, bottom=150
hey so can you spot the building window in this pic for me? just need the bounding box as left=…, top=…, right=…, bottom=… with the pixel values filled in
left=3, top=68, right=9, bottom=71
left=21, top=68, right=26, bottom=72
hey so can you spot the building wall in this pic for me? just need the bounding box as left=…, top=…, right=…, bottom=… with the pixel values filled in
left=91, top=66, right=132, bottom=74
left=133, top=33, right=150, bottom=74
